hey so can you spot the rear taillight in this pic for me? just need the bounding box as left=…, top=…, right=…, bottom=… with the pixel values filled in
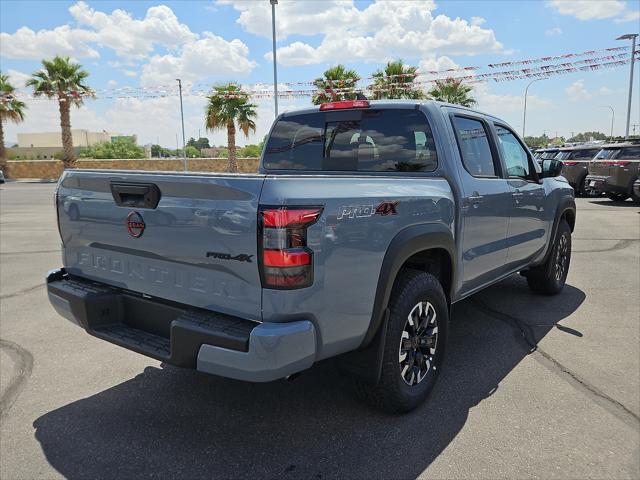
left=259, top=206, right=322, bottom=289
left=563, top=161, right=579, bottom=166
left=603, top=160, right=631, bottom=166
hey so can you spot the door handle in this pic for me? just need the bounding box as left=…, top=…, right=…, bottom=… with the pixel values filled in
left=467, top=193, right=483, bottom=208
left=512, top=191, right=524, bottom=197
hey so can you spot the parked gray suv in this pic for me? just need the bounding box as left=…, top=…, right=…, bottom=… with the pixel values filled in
left=586, top=142, right=640, bottom=202
left=46, top=100, right=575, bottom=412
left=555, top=145, right=601, bottom=195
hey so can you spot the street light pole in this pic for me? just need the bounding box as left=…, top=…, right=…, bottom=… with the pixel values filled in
left=522, top=77, right=548, bottom=138
left=601, top=106, right=615, bottom=141
left=270, top=0, right=279, bottom=118
left=617, top=33, right=638, bottom=139
left=176, top=78, right=187, bottom=171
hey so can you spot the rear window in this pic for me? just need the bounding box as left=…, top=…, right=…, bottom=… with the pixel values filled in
left=556, top=151, right=571, bottom=160
left=540, top=151, right=559, bottom=159
left=595, top=148, right=620, bottom=160
left=263, top=109, right=438, bottom=172
left=620, top=146, right=640, bottom=159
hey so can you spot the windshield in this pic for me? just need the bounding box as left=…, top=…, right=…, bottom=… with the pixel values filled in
left=595, top=148, right=620, bottom=160
left=263, top=109, right=438, bottom=172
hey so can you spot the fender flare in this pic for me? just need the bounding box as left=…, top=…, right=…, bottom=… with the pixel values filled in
left=534, top=196, right=576, bottom=268
left=339, top=223, right=456, bottom=384
left=362, top=222, right=457, bottom=348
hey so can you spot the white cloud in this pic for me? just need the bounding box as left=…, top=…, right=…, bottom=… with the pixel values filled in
left=474, top=83, right=551, bottom=115
left=223, top=0, right=504, bottom=66
left=68, top=1, right=196, bottom=60
left=122, top=70, right=138, bottom=78
left=614, top=9, right=640, bottom=22
left=107, top=80, right=118, bottom=88
left=565, top=80, right=617, bottom=102
left=565, top=79, right=593, bottom=101
left=6, top=69, right=32, bottom=88
left=545, top=27, right=563, bottom=37
left=140, top=33, right=256, bottom=85
left=0, top=25, right=99, bottom=60
left=545, top=0, right=637, bottom=21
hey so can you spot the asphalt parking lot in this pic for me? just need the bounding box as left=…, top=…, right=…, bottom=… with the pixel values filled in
left=1, top=182, right=639, bottom=479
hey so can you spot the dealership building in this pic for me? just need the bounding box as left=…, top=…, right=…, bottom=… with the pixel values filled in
left=10, top=130, right=135, bottom=159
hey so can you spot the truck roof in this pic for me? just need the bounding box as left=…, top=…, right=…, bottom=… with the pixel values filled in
left=279, top=99, right=506, bottom=128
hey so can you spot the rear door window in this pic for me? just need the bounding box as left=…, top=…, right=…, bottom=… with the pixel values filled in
left=451, top=116, right=497, bottom=177
left=263, top=109, right=437, bottom=172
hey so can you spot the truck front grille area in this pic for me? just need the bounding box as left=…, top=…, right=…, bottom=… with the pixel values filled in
left=47, top=271, right=257, bottom=368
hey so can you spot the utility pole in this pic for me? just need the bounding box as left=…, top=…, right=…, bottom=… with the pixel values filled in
left=176, top=78, right=187, bottom=171
left=601, top=106, right=615, bottom=141
left=522, top=78, right=548, bottom=138
left=270, top=0, right=279, bottom=117
left=617, top=34, right=638, bottom=139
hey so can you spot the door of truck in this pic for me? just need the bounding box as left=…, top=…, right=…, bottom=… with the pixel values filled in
left=492, top=124, right=547, bottom=266
left=449, top=113, right=512, bottom=295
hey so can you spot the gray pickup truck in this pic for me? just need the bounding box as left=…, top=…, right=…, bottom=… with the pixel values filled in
left=47, top=100, right=575, bottom=412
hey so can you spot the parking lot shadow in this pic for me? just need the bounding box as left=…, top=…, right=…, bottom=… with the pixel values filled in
left=33, top=276, right=585, bottom=479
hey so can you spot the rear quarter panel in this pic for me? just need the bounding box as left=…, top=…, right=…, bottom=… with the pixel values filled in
left=260, top=176, right=455, bottom=359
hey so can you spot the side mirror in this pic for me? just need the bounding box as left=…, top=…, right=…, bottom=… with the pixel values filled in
left=541, top=159, right=563, bottom=178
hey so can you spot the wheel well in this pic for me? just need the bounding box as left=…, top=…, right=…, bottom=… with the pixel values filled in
left=399, top=248, right=452, bottom=303
left=563, top=209, right=576, bottom=232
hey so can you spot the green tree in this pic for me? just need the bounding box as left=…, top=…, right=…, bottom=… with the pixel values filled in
left=239, top=141, right=264, bottom=157
left=567, top=131, right=608, bottom=143
left=205, top=83, right=257, bottom=173
left=79, top=138, right=144, bottom=159
left=0, top=73, right=27, bottom=168
left=428, top=78, right=476, bottom=107
left=523, top=134, right=550, bottom=149
left=27, top=56, right=94, bottom=167
left=185, top=145, right=200, bottom=158
left=312, top=64, right=361, bottom=105
left=370, top=60, right=424, bottom=100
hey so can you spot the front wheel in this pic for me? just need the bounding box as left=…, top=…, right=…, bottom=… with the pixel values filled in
left=358, top=270, right=448, bottom=413
left=526, top=219, right=571, bottom=295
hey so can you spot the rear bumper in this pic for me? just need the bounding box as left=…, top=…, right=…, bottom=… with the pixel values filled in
left=585, top=175, right=619, bottom=194
left=46, top=268, right=316, bottom=382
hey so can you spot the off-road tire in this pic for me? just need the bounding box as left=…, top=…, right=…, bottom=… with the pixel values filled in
left=358, top=270, right=448, bottom=413
left=526, top=219, right=571, bottom=295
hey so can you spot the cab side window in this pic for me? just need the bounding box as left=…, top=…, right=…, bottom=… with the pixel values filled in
left=495, top=125, right=532, bottom=179
left=452, top=116, right=497, bottom=177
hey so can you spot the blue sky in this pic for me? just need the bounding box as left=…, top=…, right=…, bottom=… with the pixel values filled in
left=1, top=0, right=639, bottom=147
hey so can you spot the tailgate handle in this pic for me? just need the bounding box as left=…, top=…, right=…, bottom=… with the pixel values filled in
left=110, top=183, right=161, bottom=209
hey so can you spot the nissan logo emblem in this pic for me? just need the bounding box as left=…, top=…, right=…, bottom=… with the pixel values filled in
left=126, top=211, right=145, bottom=238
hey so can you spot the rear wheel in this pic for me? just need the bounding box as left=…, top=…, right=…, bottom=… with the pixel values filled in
left=606, top=192, right=628, bottom=202
left=577, top=175, right=589, bottom=197
left=526, top=219, right=571, bottom=295
left=358, top=270, right=448, bottom=413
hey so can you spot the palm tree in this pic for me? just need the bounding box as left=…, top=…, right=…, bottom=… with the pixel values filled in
left=370, top=60, right=424, bottom=100
left=312, top=65, right=360, bottom=105
left=428, top=78, right=476, bottom=107
left=0, top=73, right=27, bottom=168
left=205, top=83, right=257, bottom=173
left=26, top=56, right=94, bottom=168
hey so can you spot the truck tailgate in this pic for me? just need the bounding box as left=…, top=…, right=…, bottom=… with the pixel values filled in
left=57, top=170, right=265, bottom=321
